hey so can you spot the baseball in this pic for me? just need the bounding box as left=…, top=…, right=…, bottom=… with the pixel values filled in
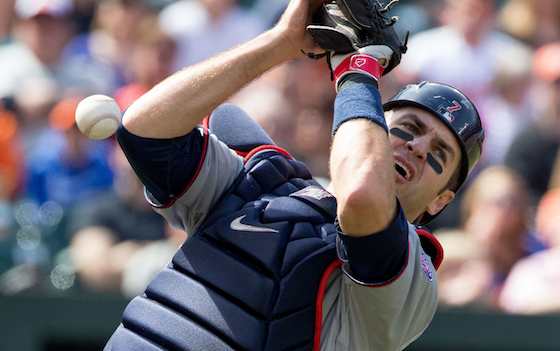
left=75, top=95, right=121, bottom=139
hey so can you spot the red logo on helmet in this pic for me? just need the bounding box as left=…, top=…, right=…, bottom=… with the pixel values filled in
left=447, top=101, right=462, bottom=114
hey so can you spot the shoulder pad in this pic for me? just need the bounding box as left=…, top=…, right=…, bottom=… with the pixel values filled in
left=206, top=103, right=275, bottom=154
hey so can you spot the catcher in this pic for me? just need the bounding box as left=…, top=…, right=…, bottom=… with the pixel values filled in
left=105, top=0, right=484, bottom=350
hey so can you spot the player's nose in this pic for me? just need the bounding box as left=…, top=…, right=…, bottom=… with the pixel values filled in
left=406, top=135, right=431, bottom=161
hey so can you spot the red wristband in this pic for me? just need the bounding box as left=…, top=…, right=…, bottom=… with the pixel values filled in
left=334, top=54, right=385, bottom=85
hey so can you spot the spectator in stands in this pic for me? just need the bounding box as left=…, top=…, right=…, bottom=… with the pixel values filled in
left=0, top=103, right=22, bottom=275
left=159, top=0, right=265, bottom=67
left=437, top=166, right=539, bottom=308
left=62, top=0, right=155, bottom=94
left=5, top=1, right=91, bottom=157
left=14, top=0, right=74, bottom=68
left=251, top=0, right=291, bottom=28
left=0, top=0, right=103, bottom=98
left=1, top=0, right=62, bottom=155
left=500, top=188, right=560, bottom=314
left=398, top=0, right=528, bottom=107
left=499, top=0, right=560, bottom=47
left=0, top=105, right=23, bottom=201
left=114, top=15, right=177, bottom=110
left=25, top=97, right=114, bottom=207
left=0, top=0, right=15, bottom=137
left=68, top=147, right=165, bottom=292
left=479, top=45, right=534, bottom=165
left=290, top=108, right=332, bottom=178
left=229, top=64, right=294, bottom=147
left=0, top=0, right=14, bottom=38
left=0, top=101, right=68, bottom=292
left=279, top=58, right=334, bottom=177
left=505, top=42, right=560, bottom=205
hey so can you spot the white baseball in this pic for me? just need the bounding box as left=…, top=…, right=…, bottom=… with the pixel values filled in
left=75, top=95, right=121, bottom=139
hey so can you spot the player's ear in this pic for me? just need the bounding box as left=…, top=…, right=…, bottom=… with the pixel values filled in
left=426, top=189, right=455, bottom=215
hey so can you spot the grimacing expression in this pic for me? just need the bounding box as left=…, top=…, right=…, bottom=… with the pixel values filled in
left=386, top=107, right=462, bottom=220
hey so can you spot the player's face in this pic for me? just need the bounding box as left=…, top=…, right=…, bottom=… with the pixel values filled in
left=386, top=107, right=461, bottom=221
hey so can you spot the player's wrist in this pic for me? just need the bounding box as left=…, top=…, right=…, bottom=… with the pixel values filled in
left=252, top=29, right=300, bottom=66
left=332, top=75, right=387, bottom=135
left=330, top=45, right=393, bottom=92
left=332, top=53, right=384, bottom=91
left=268, top=25, right=311, bottom=62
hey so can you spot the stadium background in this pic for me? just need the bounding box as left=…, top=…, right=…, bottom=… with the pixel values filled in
left=2, top=0, right=560, bottom=349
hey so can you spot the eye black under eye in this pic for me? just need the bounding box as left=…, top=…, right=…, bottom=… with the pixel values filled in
left=427, top=154, right=443, bottom=174
left=390, top=127, right=413, bottom=141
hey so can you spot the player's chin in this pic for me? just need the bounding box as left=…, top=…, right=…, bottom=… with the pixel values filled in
left=395, top=181, right=420, bottom=201
left=394, top=182, right=409, bottom=198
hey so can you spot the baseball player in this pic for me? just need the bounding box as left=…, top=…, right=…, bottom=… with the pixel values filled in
left=104, top=0, right=484, bottom=350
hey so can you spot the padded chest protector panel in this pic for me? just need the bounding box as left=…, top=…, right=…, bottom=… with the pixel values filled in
left=106, top=148, right=340, bottom=351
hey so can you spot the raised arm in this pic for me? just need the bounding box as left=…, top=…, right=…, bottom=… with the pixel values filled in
left=313, top=0, right=406, bottom=237
left=328, top=48, right=401, bottom=236
left=122, top=0, right=325, bottom=139
left=331, top=115, right=396, bottom=235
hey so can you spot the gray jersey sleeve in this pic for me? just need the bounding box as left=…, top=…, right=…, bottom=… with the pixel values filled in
left=149, top=129, right=244, bottom=233
left=321, top=223, right=438, bottom=351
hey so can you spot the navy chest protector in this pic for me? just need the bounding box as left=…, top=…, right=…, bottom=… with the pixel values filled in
left=106, top=105, right=340, bottom=351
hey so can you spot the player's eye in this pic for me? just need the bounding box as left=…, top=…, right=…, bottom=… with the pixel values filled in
left=434, top=147, right=447, bottom=165
left=402, top=121, right=420, bottom=134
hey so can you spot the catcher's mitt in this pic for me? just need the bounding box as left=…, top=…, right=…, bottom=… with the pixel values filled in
left=306, top=0, right=408, bottom=75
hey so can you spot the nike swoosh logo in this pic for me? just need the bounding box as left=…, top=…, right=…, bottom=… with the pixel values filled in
left=230, top=215, right=279, bottom=233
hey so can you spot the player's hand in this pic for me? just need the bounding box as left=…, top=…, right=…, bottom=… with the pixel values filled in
left=273, top=0, right=326, bottom=59
left=306, top=0, right=408, bottom=75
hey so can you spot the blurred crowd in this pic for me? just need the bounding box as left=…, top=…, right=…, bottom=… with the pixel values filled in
left=1, top=0, right=560, bottom=315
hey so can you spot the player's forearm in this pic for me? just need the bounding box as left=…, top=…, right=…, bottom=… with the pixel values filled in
left=122, top=29, right=293, bottom=138
left=331, top=119, right=396, bottom=236
left=329, top=76, right=396, bottom=236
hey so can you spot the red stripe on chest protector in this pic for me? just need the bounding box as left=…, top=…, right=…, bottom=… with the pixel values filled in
left=243, top=145, right=292, bottom=163
left=313, top=260, right=343, bottom=351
